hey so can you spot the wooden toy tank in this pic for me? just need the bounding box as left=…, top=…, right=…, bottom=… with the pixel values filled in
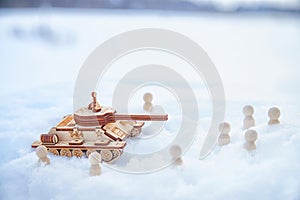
left=31, top=92, right=168, bottom=163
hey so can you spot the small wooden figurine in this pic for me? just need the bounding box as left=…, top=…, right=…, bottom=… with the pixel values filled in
left=143, top=92, right=153, bottom=112
left=36, top=145, right=50, bottom=165
left=244, top=129, right=258, bottom=151
left=268, top=107, right=280, bottom=125
left=89, top=151, right=102, bottom=176
left=88, top=91, right=102, bottom=113
left=218, top=122, right=231, bottom=146
left=169, top=145, right=183, bottom=166
left=243, top=105, right=255, bottom=129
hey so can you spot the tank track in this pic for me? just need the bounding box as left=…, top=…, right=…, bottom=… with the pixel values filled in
left=31, top=141, right=124, bottom=163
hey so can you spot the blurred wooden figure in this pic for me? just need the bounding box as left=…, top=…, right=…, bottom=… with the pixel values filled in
left=36, top=145, right=50, bottom=166
left=218, top=122, right=231, bottom=146
left=169, top=145, right=183, bottom=166
left=244, top=129, right=258, bottom=151
left=143, top=92, right=153, bottom=112
left=243, top=105, right=255, bottom=129
left=268, top=107, right=280, bottom=125
left=89, top=151, right=102, bottom=176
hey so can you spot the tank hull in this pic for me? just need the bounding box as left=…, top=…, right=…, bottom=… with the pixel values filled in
left=31, top=115, right=144, bottom=163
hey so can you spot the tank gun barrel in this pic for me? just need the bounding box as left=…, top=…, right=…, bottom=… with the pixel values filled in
left=74, top=113, right=168, bottom=126
left=113, top=114, right=168, bottom=121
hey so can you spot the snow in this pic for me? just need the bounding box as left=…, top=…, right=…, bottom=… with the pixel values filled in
left=0, top=9, right=300, bottom=200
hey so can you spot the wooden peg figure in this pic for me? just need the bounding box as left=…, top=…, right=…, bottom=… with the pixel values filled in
left=268, top=107, right=280, bottom=125
left=88, top=92, right=101, bottom=113
left=36, top=145, right=50, bottom=165
left=244, top=129, right=258, bottom=151
left=243, top=105, right=255, bottom=129
left=89, top=151, right=102, bottom=176
left=169, top=145, right=183, bottom=166
left=143, top=92, right=153, bottom=112
left=218, top=122, right=231, bottom=146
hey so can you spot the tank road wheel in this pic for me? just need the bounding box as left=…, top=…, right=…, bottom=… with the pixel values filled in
left=86, top=149, right=95, bottom=158
left=72, top=149, right=83, bottom=158
left=111, top=150, right=121, bottom=162
left=100, top=150, right=113, bottom=162
left=49, top=149, right=59, bottom=156
left=60, top=148, right=72, bottom=157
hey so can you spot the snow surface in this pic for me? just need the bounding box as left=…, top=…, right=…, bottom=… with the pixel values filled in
left=0, top=9, right=300, bottom=200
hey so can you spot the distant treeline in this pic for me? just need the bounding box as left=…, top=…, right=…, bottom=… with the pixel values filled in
left=0, top=0, right=299, bottom=14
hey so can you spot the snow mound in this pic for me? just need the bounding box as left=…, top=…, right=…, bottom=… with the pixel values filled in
left=1, top=118, right=300, bottom=200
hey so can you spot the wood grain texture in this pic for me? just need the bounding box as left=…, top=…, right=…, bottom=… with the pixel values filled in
left=74, top=113, right=168, bottom=126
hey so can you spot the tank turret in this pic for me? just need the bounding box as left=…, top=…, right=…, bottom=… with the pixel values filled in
left=32, top=92, right=168, bottom=163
